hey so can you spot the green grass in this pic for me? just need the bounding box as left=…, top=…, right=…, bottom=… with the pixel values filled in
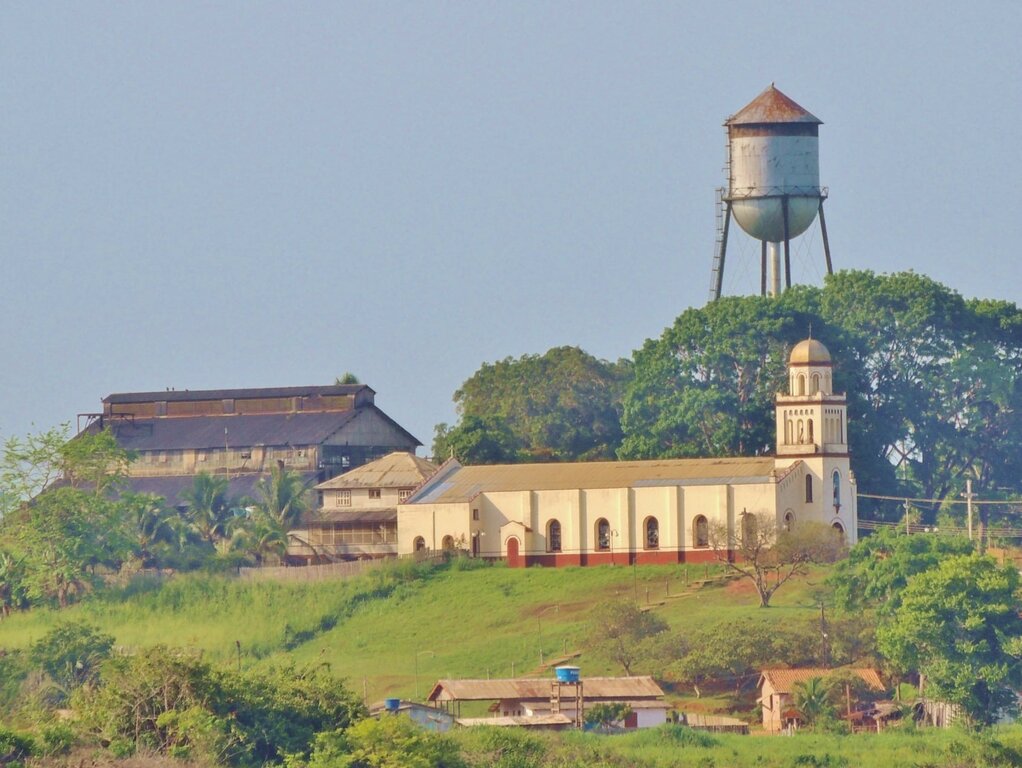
left=0, top=558, right=828, bottom=705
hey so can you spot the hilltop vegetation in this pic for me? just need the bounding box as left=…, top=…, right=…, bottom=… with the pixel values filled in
left=437, top=270, right=1022, bottom=527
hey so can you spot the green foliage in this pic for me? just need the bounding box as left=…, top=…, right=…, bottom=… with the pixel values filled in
left=828, top=529, right=974, bottom=613
left=792, top=676, right=835, bottom=728
left=584, top=702, right=633, bottom=730
left=308, top=716, right=465, bottom=768
left=179, top=472, right=233, bottom=547
left=74, top=646, right=365, bottom=765
left=877, top=554, right=1022, bottom=725
left=453, top=727, right=546, bottom=768
left=30, top=621, right=114, bottom=696
left=435, top=346, right=631, bottom=463
left=0, top=727, right=36, bottom=766
left=588, top=601, right=668, bottom=675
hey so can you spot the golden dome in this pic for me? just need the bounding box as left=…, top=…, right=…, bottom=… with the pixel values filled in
left=789, top=338, right=831, bottom=365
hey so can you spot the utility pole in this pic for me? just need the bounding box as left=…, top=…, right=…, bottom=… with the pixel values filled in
left=904, top=501, right=911, bottom=535
left=965, top=479, right=974, bottom=541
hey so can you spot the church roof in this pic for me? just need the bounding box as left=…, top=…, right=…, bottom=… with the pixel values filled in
left=406, top=456, right=778, bottom=505
left=789, top=338, right=831, bottom=365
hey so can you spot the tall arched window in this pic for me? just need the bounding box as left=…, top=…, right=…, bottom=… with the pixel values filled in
left=547, top=520, right=562, bottom=553
left=413, top=536, right=426, bottom=552
left=811, top=373, right=821, bottom=395
left=596, top=519, right=611, bottom=551
left=805, top=475, right=813, bottom=503
left=784, top=510, right=795, bottom=531
left=796, top=374, right=806, bottom=396
left=833, top=470, right=841, bottom=509
left=807, top=419, right=814, bottom=444
left=693, top=516, right=709, bottom=548
left=644, top=517, right=659, bottom=550
left=441, top=535, right=455, bottom=551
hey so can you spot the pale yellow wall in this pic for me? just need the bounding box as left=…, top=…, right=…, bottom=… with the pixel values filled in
left=396, top=501, right=472, bottom=554
left=321, top=486, right=410, bottom=510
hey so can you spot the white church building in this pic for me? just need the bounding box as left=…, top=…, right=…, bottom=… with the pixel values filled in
left=397, top=338, right=857, bottom=567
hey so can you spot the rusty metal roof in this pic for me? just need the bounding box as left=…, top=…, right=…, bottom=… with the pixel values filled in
left=315, top=452, right=437, bottom=491
left=427, top=676, right=665, bottom=702
left=305, top=508, right=397, bottom=524
left=104, top=384, right=372, bottom=404
left=759, top=668, right=884, bottom=694
left=456, top=714, right=573, bottom=728
left=727, top=84, right=822, bottom=126
left=408, top=457, right=777, bottom=504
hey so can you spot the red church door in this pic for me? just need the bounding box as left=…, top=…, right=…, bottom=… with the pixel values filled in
left=506, top=537, right=522, bottom=568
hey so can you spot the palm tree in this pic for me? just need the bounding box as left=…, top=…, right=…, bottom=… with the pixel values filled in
left=179, top=473, right=232, bottom=547
left=793, top=676, right=835, bottom=729
left=121, top=493, right=180, bottom=568
left=254, top=464, right=311, bottom=530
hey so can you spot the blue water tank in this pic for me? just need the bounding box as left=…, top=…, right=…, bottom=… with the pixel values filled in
left=555, top=666, right=580, bottom=683
left=384, top=698, right=401, bottom=712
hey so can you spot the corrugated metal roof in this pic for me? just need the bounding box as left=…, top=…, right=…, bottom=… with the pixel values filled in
left=306, top=509, right=397, bottom=524
left=760, top=668, right=884, bottom=694
left=315, top=452, right=437, bottom=490
left=727, top=84, right=822, bottom=126
left=456, top=714, right=573, bottom=728
left=427, top=676, right=665, bottom=702
left=118, top=471, right=319, bottom=506
left=103, top=384, right=372, bottom=404
left=408, top=457, right=776, bottom=504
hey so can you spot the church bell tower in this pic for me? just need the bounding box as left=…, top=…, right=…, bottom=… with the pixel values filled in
left=774, top=338, right=856, bottom=541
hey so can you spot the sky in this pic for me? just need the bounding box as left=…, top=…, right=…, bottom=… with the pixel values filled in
left=2, top=2, right=1021, bottom=454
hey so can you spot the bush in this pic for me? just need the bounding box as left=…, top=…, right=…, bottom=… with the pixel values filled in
left=30, top=621, right=115, bottom=697
left=0, top=727, right=36, bottom=765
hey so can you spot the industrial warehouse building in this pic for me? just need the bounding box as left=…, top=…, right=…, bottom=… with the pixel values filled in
left=78, top=384, right=420, bottom=505
left=396, top=338, right=857, bottom=565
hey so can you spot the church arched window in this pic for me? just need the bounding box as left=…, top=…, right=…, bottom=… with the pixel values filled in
left=807, top=419, right=814, bottom=444
left=595, top=519, right=611, bottom=551
left=805, top=475, right=813, bottom=503
left=833, top=470, right=841, bottom=509
left=547, top=519, right=562, bottom=553
left=693, top=516, right=709, bottom=548
left=644, top=517, right=659, bottom=550
left=784, top=510, right=795, bottom=531
left=441, top=535, right=455, bottom=551
left=811, top=373, right=821, bottom=395
left=413, top=536, right=426, bottom=552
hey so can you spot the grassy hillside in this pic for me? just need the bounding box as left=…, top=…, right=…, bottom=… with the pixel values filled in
left=0, top=557, right=826, bottom=705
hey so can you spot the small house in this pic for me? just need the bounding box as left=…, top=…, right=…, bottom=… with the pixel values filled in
left=758, top=668, right=885, bottom=733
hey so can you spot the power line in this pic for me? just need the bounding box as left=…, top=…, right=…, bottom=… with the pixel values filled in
left=858, top=492, right=1022, bottom=507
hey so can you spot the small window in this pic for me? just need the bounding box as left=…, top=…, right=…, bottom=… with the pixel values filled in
left=472, top=509, right=480, bottom=521
left=368, top=489, right=382, bottom=500
left=784, top=511, right=795, bottom=531
left=413, top=536, right=426, bottom=552
left=547, top=520, right=562, bottom=553
left=833, top=470, right=841, bottom=508
left=644, top=517, right=659, bottom=550
left=832, top=521, right=845, bottom=535
left=596, top=519, right=611, bottom=551
left=805, top=475, right=813, bottom=503
left=334, top=490, right=351, bottom=507
left=398, top=489, right=411, bottom=502
left=693, top=516, right=709, bottom=548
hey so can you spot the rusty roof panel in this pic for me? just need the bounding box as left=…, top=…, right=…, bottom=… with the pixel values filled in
left=760, top=668, right=884, bottom=694
left=727, top=84, right=822, bottom=126
left=315, top=452, right=437, bottom=490
left=427, top=676, right=665, bottom=702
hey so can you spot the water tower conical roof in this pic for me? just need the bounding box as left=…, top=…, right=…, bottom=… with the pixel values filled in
left=726, top=84, right=822, bottom=126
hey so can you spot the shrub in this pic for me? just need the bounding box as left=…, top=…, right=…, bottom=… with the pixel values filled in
left=30, top=621, right=114, bottom=696
left=0, top=727, right=36, bottom=765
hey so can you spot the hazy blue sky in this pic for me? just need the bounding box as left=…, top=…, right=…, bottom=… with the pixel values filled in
left=2, top=2, right=1020, bottom=452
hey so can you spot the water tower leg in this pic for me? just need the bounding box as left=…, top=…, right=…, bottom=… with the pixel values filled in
left=818, top=201, right=834, bottom=275
left=769, top=242, right=781, bottom=297
left=760, top=241, right=767, bottom=297
left=711, top=201, right=733, bottom=301
left=782, top=196, right=792, bottom=290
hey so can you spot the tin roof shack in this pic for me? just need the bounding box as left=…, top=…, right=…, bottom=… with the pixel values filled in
left=289, top=452, right=437, bottom=563
left=368, top=699, right=455, bottom=732
left=427, top=676, right=668, bottom=730
left=79, top=385, right=421, bottom=509
left=758, top=668, right=885, bottom=733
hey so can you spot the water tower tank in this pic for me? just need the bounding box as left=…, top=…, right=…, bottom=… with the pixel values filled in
left=726, top=84, right=822, bottom=243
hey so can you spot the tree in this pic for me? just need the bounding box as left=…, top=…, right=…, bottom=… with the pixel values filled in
left=335, top=373, right=360, bottom=385
left=619, top=292, right=819, bottom=460
left=30, top=621, right=114, bottom=696
left=828, top=528, right=974, bottom=614
left=435, top=346, right=631, bottom=463
left=588, top=601, right=668, bottom=675
left=432, top=416, right=522, bottom=465
left=308, top=716, right=465, bottom=768
left=179, top=473, right=233, bottom=547
left=876, top=554, right=1022, bottom=726
left=710, top=513, right=845, bottom=607
left=584, top=702, right=633, bottom=731
left=253, top=464, right=312, bottom=531
left=792, top=676, right=835, bottom=728
left=119, top=492, right=182, bottom=569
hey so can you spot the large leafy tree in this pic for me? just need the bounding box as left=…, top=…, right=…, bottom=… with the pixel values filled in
left=180, top=472, right=233, bottom=547
left=876, top=554, right=1022, bottom=725
left=434, top=346, right=631, bottom=463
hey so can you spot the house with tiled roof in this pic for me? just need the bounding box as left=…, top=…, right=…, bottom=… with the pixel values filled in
left=758, top=667, right=885, bottom=733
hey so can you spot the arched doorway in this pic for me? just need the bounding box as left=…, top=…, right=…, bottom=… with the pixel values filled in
left=506, top=536, right=522, bottom=568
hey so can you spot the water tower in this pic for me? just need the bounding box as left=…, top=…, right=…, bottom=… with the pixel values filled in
left=709, top=85, right=833, bottom=301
